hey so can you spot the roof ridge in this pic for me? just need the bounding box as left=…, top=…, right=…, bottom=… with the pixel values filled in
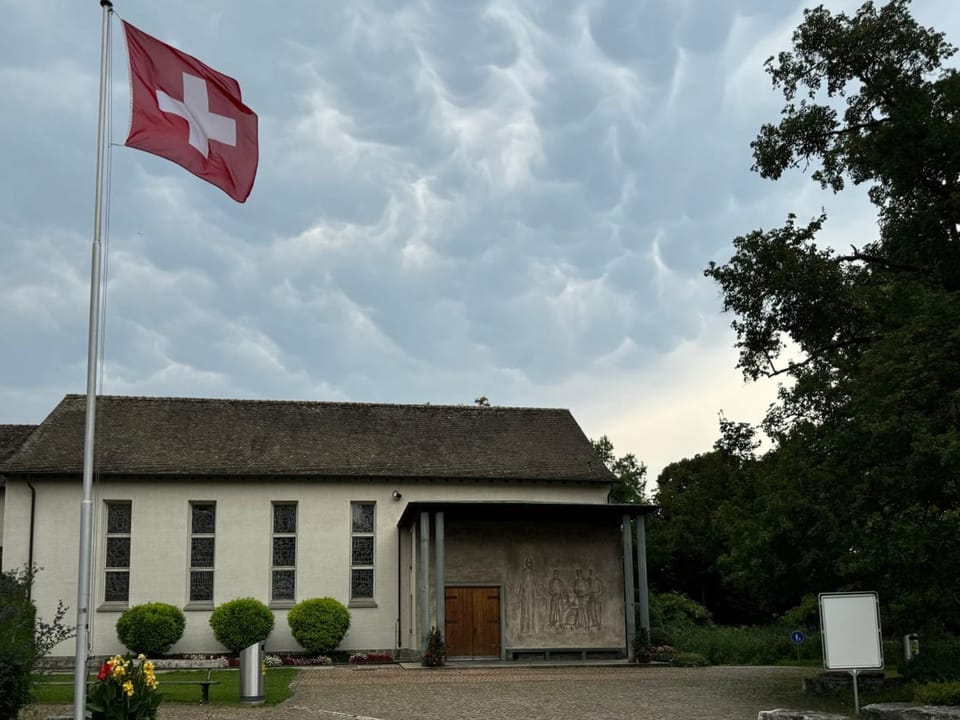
left=62, top=394, right=569, bottom=413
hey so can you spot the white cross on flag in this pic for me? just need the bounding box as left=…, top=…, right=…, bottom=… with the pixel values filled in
left=123, top=21, right=258, bottom=203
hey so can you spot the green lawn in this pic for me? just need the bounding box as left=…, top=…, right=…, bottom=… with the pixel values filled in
left=32, top=668, right=298, bottom=706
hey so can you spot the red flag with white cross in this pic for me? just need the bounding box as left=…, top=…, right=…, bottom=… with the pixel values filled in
left=123, top=21, right=258, bottom=203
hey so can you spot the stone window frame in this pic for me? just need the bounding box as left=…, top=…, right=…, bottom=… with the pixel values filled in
left=101, top=500, right=132, bottom=609
left=185, top=501, right=216, bottom=609
left=349, top=501, right=376, bottom=607
left=270, top=501, right=297, bottom=608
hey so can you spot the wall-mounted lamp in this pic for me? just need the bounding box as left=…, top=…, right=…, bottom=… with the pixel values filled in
left=391, top=489, right=402, bottom=500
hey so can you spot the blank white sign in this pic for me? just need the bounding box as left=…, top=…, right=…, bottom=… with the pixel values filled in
left=819, top=592, right=884, bottom=669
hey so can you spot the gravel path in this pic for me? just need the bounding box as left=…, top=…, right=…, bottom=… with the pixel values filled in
left=21, top=664, right=852, bottom=720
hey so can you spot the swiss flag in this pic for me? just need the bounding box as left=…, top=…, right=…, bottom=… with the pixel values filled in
left=123, top=21, right=258, bottom=203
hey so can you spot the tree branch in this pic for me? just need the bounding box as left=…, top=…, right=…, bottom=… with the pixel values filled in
left=837, top=248, right=931, bottom=276
left=761, top=335, right=878, bottom=378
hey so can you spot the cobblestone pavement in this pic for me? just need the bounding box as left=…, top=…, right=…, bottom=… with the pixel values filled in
left=23, top=664, right=851, bottom=720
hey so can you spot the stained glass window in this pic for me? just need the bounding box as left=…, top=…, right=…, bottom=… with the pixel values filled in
left=106, top=537, right=130, bottom=568
left=352, top=536, right=374, bottom=566
left=104, top=501, right=131, bottom=603
left=192, top=504, right=216, bottom=534
left=271, top=502, right=297, bottom=603
left=350, top=502, right=375, bottom=601
left=189, top=502, right=215, bottom=602
left=352, top=503, right=374, bottom=533
left=272, top=570, right=295, bottom=601
left=190, top=571, right=213, bottom=602
left=351, top=569, right=373, bottom=600
left=107, top=503, right=131, bottom=534
left=104, top=571, right=129, bottom=602
left=273, top=503, right=297, bottom=534
left=273, top=537, right=296, bottom=567
left=191, top=538, right=215, bottom=568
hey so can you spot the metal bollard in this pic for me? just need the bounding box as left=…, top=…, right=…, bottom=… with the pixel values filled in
left=239, top=641, right=265, bottom=704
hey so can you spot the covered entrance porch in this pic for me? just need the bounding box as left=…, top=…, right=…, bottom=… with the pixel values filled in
left=398, top=502, right=654, bottom=662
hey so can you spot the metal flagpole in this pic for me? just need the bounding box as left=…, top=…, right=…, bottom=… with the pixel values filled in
left=74, top=2, right=113, bottom=718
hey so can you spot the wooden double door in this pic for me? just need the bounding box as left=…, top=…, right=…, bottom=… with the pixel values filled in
left=444, top=586, right=501, bottom=658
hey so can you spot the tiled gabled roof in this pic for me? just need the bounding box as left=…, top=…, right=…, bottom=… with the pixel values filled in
left=0, top=424, right=36, bottom=463
left=2, top=395, right=614, bottom=483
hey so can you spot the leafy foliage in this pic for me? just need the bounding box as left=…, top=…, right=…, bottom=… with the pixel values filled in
left=780, top=595, right=820, bottom=630
left=87, top=654, right=162, bottom=720
left=116, top=603, right=186, bottom=656
left=287, top=598, right=350, bottom=654
left=685, top=0, right=960, bottom=631
left=0, top=568, right=36, bottom=720
left=672, top=651, right=710, bottom=668
left=913, top=681, right=960, bottom=706
left=209, top=597, right=274, bottom=653
left=649, top=592, right=713, bottom=630
left=591, top=436, right=649, bottom=504
left=900, top=646, right=960, bottom=684
left=0, top=565, right=76, bottom=719
left=671, top=625, right=822, bottom=666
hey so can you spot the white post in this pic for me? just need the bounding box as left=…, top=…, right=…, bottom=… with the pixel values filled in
left=74, top=2, right=112, bottom=719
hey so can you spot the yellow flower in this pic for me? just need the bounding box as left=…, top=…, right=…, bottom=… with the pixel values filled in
left=122, top=679, right=135, bottom=697
left=143, top=660, right=154, bottom=673
left=137, top=653, right=146, bottom=661
left=111, top=662, right=126, bottom=680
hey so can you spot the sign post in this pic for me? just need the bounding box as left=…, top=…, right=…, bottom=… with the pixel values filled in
left=819, top=592, right=883, bottom=714
left=791, top=630, right=805, bottom=662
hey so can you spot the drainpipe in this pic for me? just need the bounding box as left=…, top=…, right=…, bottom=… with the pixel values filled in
left=396, top=527, right=402, bottom=649
left=27, top=481, right=37, bottom=600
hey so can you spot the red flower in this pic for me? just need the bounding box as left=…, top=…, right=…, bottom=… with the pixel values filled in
left=97, top=661, right=112, bottom=681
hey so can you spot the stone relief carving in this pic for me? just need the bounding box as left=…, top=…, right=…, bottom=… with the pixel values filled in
left=514, top=561, right=604, bottom=634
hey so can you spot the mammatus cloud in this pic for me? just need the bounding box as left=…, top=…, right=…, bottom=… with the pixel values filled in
left=3, top=0, right=959, bottom=481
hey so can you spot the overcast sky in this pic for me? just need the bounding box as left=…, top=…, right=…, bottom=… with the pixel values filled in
left=2, top=0, right=958, bottom=482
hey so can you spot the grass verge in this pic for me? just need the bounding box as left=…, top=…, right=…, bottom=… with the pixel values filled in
left=32, top=668, right=298, bottom=706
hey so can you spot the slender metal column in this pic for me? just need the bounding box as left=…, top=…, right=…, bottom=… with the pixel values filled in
left=434, top=511, right=445, bottom=640
left=419, top=511, right=430, bottom=651
left=75, top=4, right=112, bottom=719
left=622, top=514, right=636, bottom=653
left=635, top=514, right=650, bottom=637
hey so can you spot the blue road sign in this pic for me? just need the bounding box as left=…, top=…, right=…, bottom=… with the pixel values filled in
left=792, top=630, right=806, bottom=644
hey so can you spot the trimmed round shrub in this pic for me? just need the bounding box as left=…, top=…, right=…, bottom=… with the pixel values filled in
left=116, top=602, right=185, bottom=656
left=288, top=598, right=350, bottom=654
left=209, top=598, right=274, bottom=653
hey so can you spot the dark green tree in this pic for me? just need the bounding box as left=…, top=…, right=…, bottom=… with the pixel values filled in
left=705, top=0, right=960, bottom=632
left=591, top=435, right=649, bottom=504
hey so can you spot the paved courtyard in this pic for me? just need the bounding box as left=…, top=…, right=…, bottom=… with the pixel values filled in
left=24, top=664, right=852, bottom=720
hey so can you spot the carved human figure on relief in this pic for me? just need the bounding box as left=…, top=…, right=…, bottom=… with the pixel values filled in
left=515, top=558, right=540, bottom=634
left=573, top=569, right=589, bottom=629
left=587, top=568, right=603, bottom=628
left=547, top=569, right=564, bottom=628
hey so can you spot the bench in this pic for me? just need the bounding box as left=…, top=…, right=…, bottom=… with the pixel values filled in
left=504, top=647, right=625, bottom=661
left=160, top=670, right=220, bottom=703
left=36, top=669, right=221, bottom=704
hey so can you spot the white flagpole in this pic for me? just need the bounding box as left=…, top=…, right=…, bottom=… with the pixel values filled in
left=74, top=2, right=113, bottom=718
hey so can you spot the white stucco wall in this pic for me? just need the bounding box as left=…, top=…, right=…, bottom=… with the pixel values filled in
left=2, top=476, right=608, bottom=657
